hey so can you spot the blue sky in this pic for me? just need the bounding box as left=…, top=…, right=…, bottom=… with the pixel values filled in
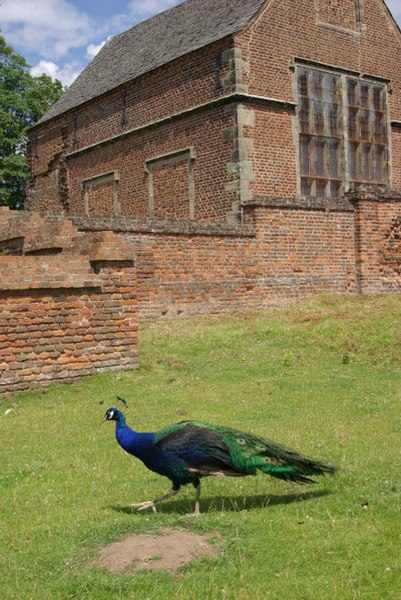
left=0, top=0, right=400, bottom=86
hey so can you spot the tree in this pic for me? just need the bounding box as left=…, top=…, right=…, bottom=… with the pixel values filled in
left=0, top=36, right=63, bottom=209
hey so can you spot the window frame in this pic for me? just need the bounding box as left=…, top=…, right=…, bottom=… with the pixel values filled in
left=295, top=64, right=390, bottom=199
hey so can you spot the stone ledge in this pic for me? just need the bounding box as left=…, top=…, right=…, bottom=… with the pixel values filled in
left=243, top=196, right=355, bottom=212
left=69, top=215, right=256, bottom=238
left=346, top=186, right=401, bottom=202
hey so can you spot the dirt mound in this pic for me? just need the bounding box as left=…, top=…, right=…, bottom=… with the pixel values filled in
left=93, top=528, right=221, bottom=573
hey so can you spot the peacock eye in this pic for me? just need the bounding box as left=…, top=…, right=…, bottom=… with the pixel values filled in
left=109, top=411, right=115, bottom=419
left=237, top=438, right=246, bottom=445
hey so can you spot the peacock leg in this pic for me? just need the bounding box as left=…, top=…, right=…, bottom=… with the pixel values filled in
left=193, top=480, right=201, bottom=516
left=130, top=484, right=180, bottom=513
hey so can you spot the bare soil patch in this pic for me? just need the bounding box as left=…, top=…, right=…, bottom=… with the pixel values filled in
left=92, top=528, right=221, bottom=574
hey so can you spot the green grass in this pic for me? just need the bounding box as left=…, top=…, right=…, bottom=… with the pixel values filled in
left=1, top=294, right=400, bottom=600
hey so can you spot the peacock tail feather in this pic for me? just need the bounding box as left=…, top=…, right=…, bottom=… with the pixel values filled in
left=155, top=420, right=337, bottom=484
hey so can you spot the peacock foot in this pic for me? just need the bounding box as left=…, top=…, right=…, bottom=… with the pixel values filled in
left=129, top=500, right=157, bottom=513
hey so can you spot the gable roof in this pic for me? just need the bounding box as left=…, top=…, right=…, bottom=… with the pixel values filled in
left=37, top=0, right=265, bottom=125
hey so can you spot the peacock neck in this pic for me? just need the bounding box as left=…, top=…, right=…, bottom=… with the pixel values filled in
left=115, top=418, right=154, bottom=459
left=113, top=409, right=127, bottom=428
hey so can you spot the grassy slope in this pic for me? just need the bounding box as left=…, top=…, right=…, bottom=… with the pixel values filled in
left=1, top=295, right=400, bottom=599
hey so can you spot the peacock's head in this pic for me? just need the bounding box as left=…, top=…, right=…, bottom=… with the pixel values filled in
left=101, top=397, right=128, bottom=423
left=103, top=407, right=120, bottom=422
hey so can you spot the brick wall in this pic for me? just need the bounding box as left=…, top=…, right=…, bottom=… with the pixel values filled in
left=392, top=127, right=401, bottom=190
left=70, top=190, right=400, bottom=321
left=127, top=205, right=357, bottom=318
left=26, top=38, right=236, bottom=217
left=350, top=188, right=401, bottom=292
left=0, top=210, right=138, bottom=393
left=62, top=104, right=238, bottom=221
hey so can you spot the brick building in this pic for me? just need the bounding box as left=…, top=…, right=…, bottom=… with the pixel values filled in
left=26, top=0, right=401, bottom=318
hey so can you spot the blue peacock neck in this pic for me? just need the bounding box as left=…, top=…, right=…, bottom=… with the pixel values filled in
left=114, top=409, right=127, bottom=427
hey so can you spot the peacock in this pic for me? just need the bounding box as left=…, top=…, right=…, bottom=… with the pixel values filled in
left=103, top=402, right=337, bottom=515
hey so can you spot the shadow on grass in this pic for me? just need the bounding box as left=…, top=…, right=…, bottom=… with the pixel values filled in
left=109, top=488, right=332, bottom=515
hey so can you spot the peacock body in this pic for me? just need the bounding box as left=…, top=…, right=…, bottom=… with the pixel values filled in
left=104, top=407, right=336, bottom=515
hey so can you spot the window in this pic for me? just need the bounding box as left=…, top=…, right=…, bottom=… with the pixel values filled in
left=296, top=66, right=388, bottom=199
left=347, top=79, right=387, bottom=186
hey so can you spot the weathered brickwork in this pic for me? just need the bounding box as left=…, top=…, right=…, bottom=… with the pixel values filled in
left=30, top=104, right=239, bottom=223
left=0, top=210, right=138, bottom=393
left=71, top=191, right=400, bottom=321
left=350, top=188, right=401, bottom=292
left=392, top=127, right=401, bottom=190
left=247, top=103, right=298, bottom=198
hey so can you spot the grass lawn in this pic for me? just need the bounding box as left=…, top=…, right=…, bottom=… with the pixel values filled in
left=1, top=294, right=400, bottom=599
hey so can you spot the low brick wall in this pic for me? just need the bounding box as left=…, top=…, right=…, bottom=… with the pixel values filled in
left=72, top=191, right=401, bottom=320
left=0, top=211, right=138, bottom=393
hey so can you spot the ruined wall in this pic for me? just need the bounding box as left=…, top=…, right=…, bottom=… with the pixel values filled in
left=69, top=190, right=400, bottom=321
left=1, top=188, right=400, bottom=394
left=351, top=188, right=401, bottom=292
left=0, top=209, right=138, bottom=393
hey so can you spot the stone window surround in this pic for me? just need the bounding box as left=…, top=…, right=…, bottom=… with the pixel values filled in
left=144, top=147, right=197, bottom=219
left=82, top=171, right=120, bottom=216
left=292, top=57, right=392, bottom=199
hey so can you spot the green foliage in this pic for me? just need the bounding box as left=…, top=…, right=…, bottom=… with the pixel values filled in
left=0, top=295, right=400, bottom=599
left=0, top=36, right=63, bottom=209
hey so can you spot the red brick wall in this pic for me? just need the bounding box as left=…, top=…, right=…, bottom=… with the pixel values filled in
left=248, top=104, right=298, bottom=198
left=392, top=127, right=401, bottom=190
left=153, top=161, right=191, bottom=220
left=27, top=38, right=235, bottom=216
left=240, top=0, right=401, bottom=111
left=0, top=211, right=138, bottom=393
left=27, top=1, right=401, bottom=221
left=353, top=195, right=401, bottom=292
left=85, top=180, right=115, bottom=216
left=72, top=195, right=399, bottom=321
left=0, top=259, right=138, bottom=393
left=88, top=204, right=356, bottom=319
left=62, top=105, right=237, bottom=221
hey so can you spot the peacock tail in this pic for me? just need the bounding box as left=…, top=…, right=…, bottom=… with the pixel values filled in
left=155, top=420, right=337, bottom=484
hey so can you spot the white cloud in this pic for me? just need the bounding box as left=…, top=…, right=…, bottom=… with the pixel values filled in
left=86, top=36, right=114, bottom=60
left=0, top=0, right=95, bottom=59
left=30, top=60, right=81, bottom=86
left=127, top=0, right=182, bottom=21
